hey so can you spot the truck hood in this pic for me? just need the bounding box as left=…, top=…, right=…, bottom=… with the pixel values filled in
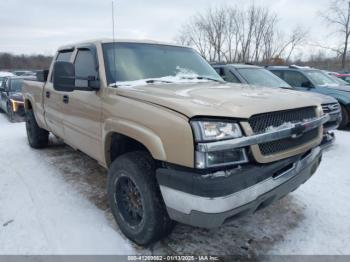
left=116, top=82, right=323, bottom=119
left=305, top=92, right=337, bottom=104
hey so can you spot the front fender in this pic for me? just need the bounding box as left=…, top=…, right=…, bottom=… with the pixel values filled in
left=103, top=118, right=167, bottom=167
left=326, top=93, right=350, bottom=107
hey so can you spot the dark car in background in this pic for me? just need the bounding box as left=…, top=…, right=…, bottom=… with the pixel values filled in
left=213, top=64, right=342, bottom=136
left=267, top=65, right=350, bottom=128
left=213, top=63, right=291, bottom=88
left=0, top=76, right=27, bottom=122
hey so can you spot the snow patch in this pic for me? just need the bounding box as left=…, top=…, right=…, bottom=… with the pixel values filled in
left=111, top=73, right=210, bottom=88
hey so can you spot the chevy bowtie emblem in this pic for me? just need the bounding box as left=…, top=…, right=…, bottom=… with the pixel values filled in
left=328, top=104, right=338, bottom=111
left=291, top=123, right=307, bottom=139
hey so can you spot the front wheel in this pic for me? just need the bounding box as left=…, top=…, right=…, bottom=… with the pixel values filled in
left=107, top=151, right=175, bottom=246
left=339, top=105, right=349, bottom=129
left=25, top=110, right=49, bottom=148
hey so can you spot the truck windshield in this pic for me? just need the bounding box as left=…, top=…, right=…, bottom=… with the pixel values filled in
left=237, top=68, right=292, bottom=88
left=305, top=70, right=339, bottom=87
left=102, top=43, right=223, bottom=85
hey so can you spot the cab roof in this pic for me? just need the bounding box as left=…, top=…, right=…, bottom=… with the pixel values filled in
left=58, top=39, right=186, bottom=52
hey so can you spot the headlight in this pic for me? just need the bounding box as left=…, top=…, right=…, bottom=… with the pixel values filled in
left=191, top=120, right=248, bottom=169
left=10, top=99, right=24, bottom=112
left=195, top=149, right=248, bottom=169
left=191, top=120, right=243, bottom=142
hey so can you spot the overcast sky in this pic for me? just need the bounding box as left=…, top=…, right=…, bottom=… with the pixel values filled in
left=0, top=0, right=335, bottom=55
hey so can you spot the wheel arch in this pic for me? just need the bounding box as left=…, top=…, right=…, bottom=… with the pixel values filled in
left=103, top=118, right=167, bottom=167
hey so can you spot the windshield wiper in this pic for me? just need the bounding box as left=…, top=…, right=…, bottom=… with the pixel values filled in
left=179, top=76, right=223, bottom=83
left=195, top=76, right=223, bottom=82
left=145, top=79, right=173, bottom=84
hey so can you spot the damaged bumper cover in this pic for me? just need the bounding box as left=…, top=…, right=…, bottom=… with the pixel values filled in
left=157, top=146, right=322, bottom=228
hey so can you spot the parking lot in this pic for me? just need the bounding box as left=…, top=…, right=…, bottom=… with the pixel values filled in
left=1, top=113, right=350, bottom=256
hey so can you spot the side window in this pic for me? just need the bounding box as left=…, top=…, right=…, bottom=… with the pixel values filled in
left=271, top=70, right=284, bottom=79
left=224, top=68, right=240, bottom=83
left=215, top=67, right=240, bottom=83
left=74, top=49, right=97, bottom=88
left=214, top=67, right=222, bottom=76
left=50, top=50, right=73, bottom=82
left=283, top=71, right=309, bottom=87
left=57, top=51, right=73, bottom=62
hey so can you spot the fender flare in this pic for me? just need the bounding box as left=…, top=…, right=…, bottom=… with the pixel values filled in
left=103, top=118, right=167, bottom=167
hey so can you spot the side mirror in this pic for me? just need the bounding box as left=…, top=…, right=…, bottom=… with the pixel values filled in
left=53, top=61, right=75, bottom=92
left=301, top=81, right=313, bottom=88
left=53, top=61, right=100, bottom=92
left=36, top=69, right=49, bottom=82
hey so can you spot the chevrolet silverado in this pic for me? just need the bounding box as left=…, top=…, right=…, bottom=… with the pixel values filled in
left=22, top=39, right=328, bottom=245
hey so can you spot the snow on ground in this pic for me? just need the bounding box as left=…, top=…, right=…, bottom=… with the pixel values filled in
left=0, top=113, right=350, bottom=256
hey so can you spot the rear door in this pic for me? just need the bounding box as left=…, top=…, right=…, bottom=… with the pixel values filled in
left=45, top=49, right=74, bottom=138
left=62, top=46, right=103, bottom=162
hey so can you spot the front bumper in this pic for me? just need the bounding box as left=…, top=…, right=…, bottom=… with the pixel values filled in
left=157, top=146, right=322, bottom=228
left=321, top=132, right=335, bottom=149
left=324, top=111, right=342, bottom=132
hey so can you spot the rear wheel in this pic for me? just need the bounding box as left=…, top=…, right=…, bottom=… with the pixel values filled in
left=339, top=105, right=349, bottom=129
left=25, top=110, right=49, bottom=148
left=107, top=151, right=174, bottom=246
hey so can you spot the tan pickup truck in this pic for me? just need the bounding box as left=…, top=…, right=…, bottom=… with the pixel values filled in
left=23, top=39, right=329, bottom=245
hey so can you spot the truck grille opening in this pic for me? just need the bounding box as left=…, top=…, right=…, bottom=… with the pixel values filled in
left=259, top=128, right=319, bottom=155
left=321, top=103, right=340, bottom=114
left=248, top=107, right=319, bottom=156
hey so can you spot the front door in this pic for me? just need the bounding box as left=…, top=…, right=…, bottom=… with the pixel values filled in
left=45, top=50, right=74, bottom=138
left=62, top=48, right=102, bottom=162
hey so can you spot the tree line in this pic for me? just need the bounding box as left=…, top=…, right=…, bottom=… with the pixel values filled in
left=176, top=0, right=350, bottom=71
left=1, top=1, right=350, bottom=71
left=0, top=53, right=53, bottom=71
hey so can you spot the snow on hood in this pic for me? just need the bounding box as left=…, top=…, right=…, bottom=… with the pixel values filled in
left=115, top=82, right=324, bottom=119
left=110, top=73, right=215, bottom=88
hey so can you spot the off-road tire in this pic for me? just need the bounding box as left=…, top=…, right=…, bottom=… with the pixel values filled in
left=107, top=151, right=175, bottom=246
left=25, top=110, right=49, bottom=148
left=339, top=104, right=349, bottom=129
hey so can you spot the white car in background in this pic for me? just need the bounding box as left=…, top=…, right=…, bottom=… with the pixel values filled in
left=0, top=72, right=15, bottom=88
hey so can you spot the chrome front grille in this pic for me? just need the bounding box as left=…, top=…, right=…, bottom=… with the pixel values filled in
left=248, top=107, right=319, bottom=156
left=322, top=103, right=340, bottom=114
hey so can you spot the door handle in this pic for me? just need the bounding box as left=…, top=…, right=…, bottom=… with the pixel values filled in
left=46, top=91, right=50, bottom=98
left=63, top=95, right=69, bottom=104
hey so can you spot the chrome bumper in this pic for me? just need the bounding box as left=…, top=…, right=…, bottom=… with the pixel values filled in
left=197, top=114, right=330, bottom=153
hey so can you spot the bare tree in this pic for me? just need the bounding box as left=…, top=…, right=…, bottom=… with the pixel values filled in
left=276, top=26, right=308, bottom=63
left=321, top=0, right=350, bottom=69
left=175, top=3, right=306, bottom=64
